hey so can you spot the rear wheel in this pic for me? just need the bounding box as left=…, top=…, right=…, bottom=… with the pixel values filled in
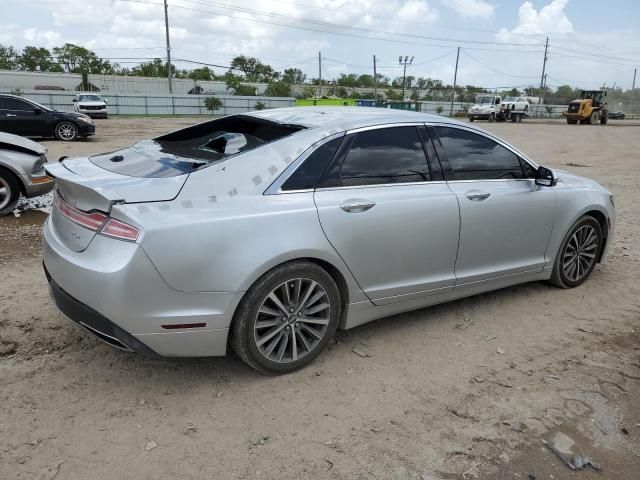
left=55, top=122, right=78, bottom=141
left=0, top=170, right=20, bottom=216
left=231, top=261, right=341, bottom=374
left=590, top=111, right=600, bottom=125
left=550, top=216, right=603, bottom=288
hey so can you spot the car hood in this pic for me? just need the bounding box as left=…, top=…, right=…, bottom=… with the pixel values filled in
left=554, top=169, right=609, bottom=192
left=0, top=131, right=46, bottom=155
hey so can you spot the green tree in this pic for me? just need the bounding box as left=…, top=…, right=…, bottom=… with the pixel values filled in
left=229, top=55, right=277, bottom=82
left=53, top=43, right=114, bottom=74
left=131, top=58, right=172, bottom=77
left=0, top=44, right=18, bottom=70
left=19, top=46, right=62, bottom=72
left=264, top=81, right=291, bottom=97
left=223, top=72, right=256, bottom=95
left=188, top=67, right=215, bottom=81
left=281, top=68, right=305, bottom=85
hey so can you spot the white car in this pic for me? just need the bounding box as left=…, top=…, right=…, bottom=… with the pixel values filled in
left=73, top=93, right=108, bottom=119
left=500, top=97, right=530, bottom=121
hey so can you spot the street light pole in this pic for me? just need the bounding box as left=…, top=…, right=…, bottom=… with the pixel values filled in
left=399, top=55, right=414, bottom=101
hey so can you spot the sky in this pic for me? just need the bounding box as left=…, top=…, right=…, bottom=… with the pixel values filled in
left=0, top=0, right=639, bottom=90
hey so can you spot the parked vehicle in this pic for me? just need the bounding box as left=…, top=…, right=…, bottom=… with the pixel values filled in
left=497, top=96, right=529, bottom=122
left=0, top=132, right=53, bottom=215
left=73, top=93, right=108, bottom=119
left=0, top=94, right=95, bottom=141
left=43, top=107, right=615, bottom=374
left=608, top=111, right=625, bottom=120
left=563, top=90, right=608, bottom=124
left=468, top=95, right=502, bottom=122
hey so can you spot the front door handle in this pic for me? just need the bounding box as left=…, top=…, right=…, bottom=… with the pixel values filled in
left=465, top=191, right=491, bottom=201
left=340, top=199, right=376, bottom=213
left=6, top=114, right=16, bottom=117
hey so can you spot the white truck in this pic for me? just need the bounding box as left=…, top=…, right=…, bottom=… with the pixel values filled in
left=468, top=94, right=529, bottom=122
left=73, top=93, right=108, bottom=119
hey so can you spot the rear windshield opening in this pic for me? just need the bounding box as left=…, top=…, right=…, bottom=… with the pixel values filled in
left=89, top=115, right=306, bottom=178
left=155, top=115, right=306, bottom=162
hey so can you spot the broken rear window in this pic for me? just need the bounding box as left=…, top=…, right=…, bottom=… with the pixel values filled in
left=89, top=115, right=306, bottom=178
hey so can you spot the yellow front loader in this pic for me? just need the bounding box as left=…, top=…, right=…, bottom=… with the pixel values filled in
left=563, top=90, right=608, bottom=124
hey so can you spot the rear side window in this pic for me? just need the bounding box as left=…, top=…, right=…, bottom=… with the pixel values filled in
left=281, top=137, right=342, bottom=191
left=435, top=126, right=526, bottom=180
left=320, top=126, right=430, bottom=187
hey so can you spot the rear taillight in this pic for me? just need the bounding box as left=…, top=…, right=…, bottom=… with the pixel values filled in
left=55, top=193, right=140, bottom=242
left=99, top=218, right=139, bottom=242
left=55, top=194, right=107, bottom=231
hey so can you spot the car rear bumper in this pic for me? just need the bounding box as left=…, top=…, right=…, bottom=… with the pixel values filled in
left=43, top=216, right=239, bottom=357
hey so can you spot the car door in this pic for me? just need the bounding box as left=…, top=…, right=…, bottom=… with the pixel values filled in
left=314, top=125, right=460, bottom=305
left=430, top=125, right=556, bottom=285
left=0, top=97, right=45, bottom=136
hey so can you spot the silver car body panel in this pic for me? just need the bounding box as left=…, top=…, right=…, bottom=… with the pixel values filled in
left=42, top=107, right=615, bottom=356
left=0, top=131, right=53, bottom=197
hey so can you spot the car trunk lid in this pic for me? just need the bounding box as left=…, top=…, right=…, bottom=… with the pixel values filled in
left=45, top=157, right=187, bottom=252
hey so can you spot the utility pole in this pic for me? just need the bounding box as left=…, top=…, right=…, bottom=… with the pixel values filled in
left=538, top=36, right=549, bottom=104
left=399, top=55, right=414, bottom=101
left=163, top=0, right=173, bottom=94
left=373, top=54, right=377, bottom=99
left=631, top=67, right=637, bottom=114
left=318, top=51, right=322, bottom=98
left=449, top=47, right=460, bottom=117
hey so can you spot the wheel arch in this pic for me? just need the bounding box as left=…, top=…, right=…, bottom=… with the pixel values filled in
left=583, top=209, right=609, bottom=262
left=0, top=164, right=26, bottom=195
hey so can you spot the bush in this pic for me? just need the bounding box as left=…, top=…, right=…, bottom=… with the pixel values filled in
left=435, top=105, right=444, bottom=115
left=254, top=101, right=267, bottom=110
left=204, top=96, right=223, bottom=112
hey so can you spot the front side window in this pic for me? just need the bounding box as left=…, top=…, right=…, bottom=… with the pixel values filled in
left=435, top=126, right=530, bottom=180
left=2, top=98, right=32, bottom=111
left=320, top=126, right=430, bottom=187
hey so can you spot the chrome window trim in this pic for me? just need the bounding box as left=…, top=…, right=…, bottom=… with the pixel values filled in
left=264, top=131, right=345, bottom=195
left=426, top=121, right=540, bottom=171
left=316, top=180, right=448, bottom=192
left=345, top=122, right=426, bottom=135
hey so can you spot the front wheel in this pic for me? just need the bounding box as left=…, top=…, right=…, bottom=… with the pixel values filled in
left=231, top=261, right=342, bottom=374
left=55, top=122, right=78, bottom=141
left=590, top=111, right=600, bottom=125
left=488, top=112, right=495, bottom=122
left=550, top=216, right=603, bottom=288
left=0, top=170, right=21, bottom=215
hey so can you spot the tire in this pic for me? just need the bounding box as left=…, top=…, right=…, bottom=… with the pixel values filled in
left=600, top=114, right=607, bottom=125
left=469, top=117, right=474, bottom=122
left=590, top=111, right=600, bottom=125
left=550, top=216, right=603, bottom=289
left=488, top=112, right=495, bottom=123
left=0, top=169, right=21, bottom=216
left=231, top=261, right=342, bottom=374
left=55, top=122, right=78, bottom=141
left=511, top=113, right=519, bottom=123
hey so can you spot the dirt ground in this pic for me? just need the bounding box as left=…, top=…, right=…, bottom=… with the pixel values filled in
left=1, top=117, right=639, bottom=480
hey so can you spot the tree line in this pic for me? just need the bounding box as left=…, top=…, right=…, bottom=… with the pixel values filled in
left=0, top=43, right=637, bottom=107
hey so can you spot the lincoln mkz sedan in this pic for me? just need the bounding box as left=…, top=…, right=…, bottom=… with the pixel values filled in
left=43, top=107, right=615, bottom=373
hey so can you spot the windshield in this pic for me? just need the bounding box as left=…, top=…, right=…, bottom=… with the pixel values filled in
left=476, top=96, right=495, bottom=104
left=78, top=95, right=103, bottom=102
left=503, top=97, right=516, bottom=102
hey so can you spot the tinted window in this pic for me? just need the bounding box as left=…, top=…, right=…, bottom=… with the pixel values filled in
left=321, top=126, right=429, bottom=187
left=1, top=97, right=32, bottom=110
left=282, top=137, right=342, bottom=191
left=435, top=127, right=526, bottom=180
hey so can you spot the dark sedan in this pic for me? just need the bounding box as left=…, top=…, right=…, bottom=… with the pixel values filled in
left=0, top=94, right=95, bottom=141
left=608, top=111, right=625, bottom=120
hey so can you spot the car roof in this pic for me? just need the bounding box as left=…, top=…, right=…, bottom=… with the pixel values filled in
left=245, top=106, right=465, bottom=131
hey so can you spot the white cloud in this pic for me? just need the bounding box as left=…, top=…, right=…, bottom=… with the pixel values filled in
left=397, top=1, right=439, bottom=22
left=496, top=0, right=573, bottom=42
left=23, top=28, right=63, bottom=48
left=442, top=0, right=495, bottom=18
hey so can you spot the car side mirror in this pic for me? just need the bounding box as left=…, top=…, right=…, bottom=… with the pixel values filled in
left=104, top=99, right=108, bottom=104
left=72, top=99, right=77, bottom=102
left=535, top=166, right=556, bottom=187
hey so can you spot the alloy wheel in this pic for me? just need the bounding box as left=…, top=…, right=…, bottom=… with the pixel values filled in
left=253, top=278, right=331, bottom=364
left=57, top=123, right=77, bottom=141
left=0, top=176, right=11, bottom=210
left=562, top=225, right=599, bottom=282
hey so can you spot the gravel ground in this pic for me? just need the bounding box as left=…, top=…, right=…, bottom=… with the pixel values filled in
left=1, top=117, right=639, bottom=480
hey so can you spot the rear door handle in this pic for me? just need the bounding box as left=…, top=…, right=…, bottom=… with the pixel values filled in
left=6, top=114, right=16, bottom=117
left=340, top=199, right=376, bottom=213
left=465, top=191, right=491, bottom=201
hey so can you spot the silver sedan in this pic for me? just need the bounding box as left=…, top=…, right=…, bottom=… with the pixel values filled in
left=43, top=108, right=615, bottom=374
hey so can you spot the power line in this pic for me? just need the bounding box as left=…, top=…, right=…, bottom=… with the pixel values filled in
left=461, top=49, right=539, bottom=79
